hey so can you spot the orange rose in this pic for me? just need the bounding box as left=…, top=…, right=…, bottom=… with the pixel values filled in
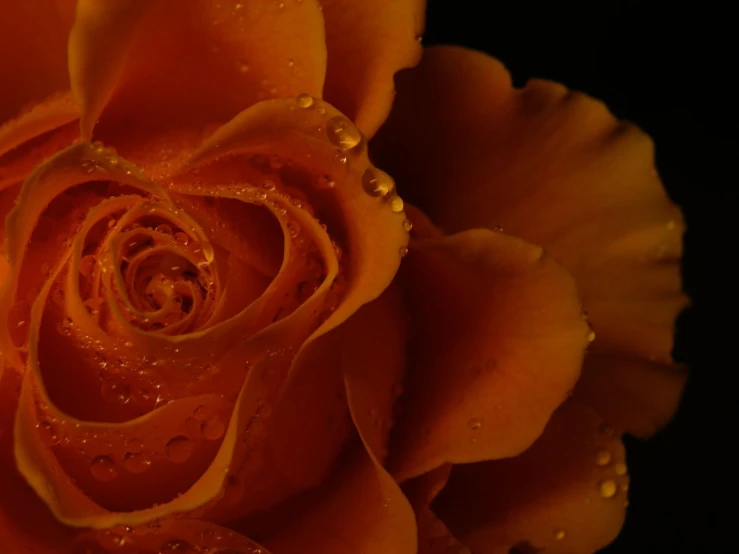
left=0, top=2, right=686, bottom=553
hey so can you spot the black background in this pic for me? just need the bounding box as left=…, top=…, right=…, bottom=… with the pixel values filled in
left=423, top=1, right=736, bottom=553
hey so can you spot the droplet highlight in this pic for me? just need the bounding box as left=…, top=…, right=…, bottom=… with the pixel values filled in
left=166, top=436, right=193, bottom=463
left=598, top=479, right=618, bottom=499
left=595, top=448, right=612, bottom=466
left=296, top=93, right=314, bottom=108
left=327, top=116, right=361, bottom=150
left=90, top=456, right=117, bottom=482
left=361, top=168, right=394, bottom=197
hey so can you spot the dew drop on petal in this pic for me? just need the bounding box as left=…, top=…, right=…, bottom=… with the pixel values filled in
left=467, top=418, right=482, bottom=431
left=90, top=456, right=117, bottom=482
left=79, top=255, right=97, bottom=278
left=595, top=448, right=612, bottom=466
left=614, top=462, right=628, bottom=476
left=598, top=479, right=618, bottom=499
left=327, top=116, right=361, bottom=150
left=388, top=195, right=404, bottom=213
left=296, top=93, right=313, bottom=108
left=166, top=436, right=193, bottom=463
left=361, top=168, right=394, bottom=197
left=598, top=422, right=615, bottom=436
left=123, top=451, right=152, bottom=474
left=174, top=232, right=190, bottom=245
left=201, top=418, right=226, bottom=441
left=553, top=529, right=566, bottom=541
left=402, top=219, right=413, bottom=232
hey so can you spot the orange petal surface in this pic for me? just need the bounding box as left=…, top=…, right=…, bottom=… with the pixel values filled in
left=69, top=0, right=328, bottom=139
left=388, top=228, right=589, bottom=481
left=321, top=0, right=425, bottom=137
left=263, top=444, right=417, bottom=554
left=375, top=45, right=686, bottom=437
left=0, top=0, right=73, bottom=123
left=434, top=399, right=630, bottom=554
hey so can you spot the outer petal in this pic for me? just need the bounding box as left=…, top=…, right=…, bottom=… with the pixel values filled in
left=69, top=0, right=327, bottom=139
left=0, top=365, right=76, bottom=554
left=388, top=228, right=589, bottom=481
left=321, top=0, right=425, bottom=137
left=434, top=400, right=630, bottom=554
left=375, top=45, right=686, bottom=437
left=0, top=0, right=73, bottom=123
left=263, top=444, right=417, bottom=554
left=402, top=465, right=471, bottom=554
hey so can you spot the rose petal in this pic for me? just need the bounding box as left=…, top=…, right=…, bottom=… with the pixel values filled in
left=263, top=444, right=417, bottom=554
left=0, top=365, right=76, bottom=554
left=0, top=0, right=73, bottom=123
left=434, top=399, right=630, bottom=554
left=69, top=0, right=327, bottom=139
left=388, top=228, right=589, bottom=481
left=321, top=0, right=425, bottom=137
left=2, top=140, right=339, bottom=526
left=74, top=517, right=268, bottom=553
left=341, top=281, right=407, bottom=462
left=375, top=45, right=686, bottom=437
left=186, top=95, right=410, bottom=340
left=401, top=465, right=471, bottom=554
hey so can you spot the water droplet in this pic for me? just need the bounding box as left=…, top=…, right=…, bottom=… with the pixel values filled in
left=296, top=93, right=313, bottom=108
left=123, top=451, right=152, bottom=474
left=553, top=529, right=566, bottom=541
left=402, top=219, right=413, bottom=232
left=587, top=330, right=596, bottom=342
left=468, top=418, right=482, bottom=431
left=174, top=232, right=190, bottom=245
left=327, top=116, right=362, bottom=150
left=37, top=420, right=60, bottom=446
left=361, top=168, right=394, bottom=197
left=598, top=479, right=618, bottom=499
left=51, top=287, right=65, bottom=306
left=666, top=220, right=677, bottom=230
left=79, top=255, right=97, bottom=278
left=166, top=436, right=193, bottom=463
left=90, top=456, right=117, bottom=482
left=388, top=195, right=404, bottom=213
left=598, top=422, right=615, bottom=436
left=317, top=174, right=335, bottom=189
left=399, top=246, right=409, bottom=257
left=56, top=317, right=73, bottom=336
left=201, top=418, right=226, bottom=441
left=156, top=223, right=173, bottom=235
left=595, top=448, right=612, bottom=466
left=97, top=529, right=129, bottom=549
left=614, top=462, right=627, bottom=476
left=101, top=380, right=131, bottom=405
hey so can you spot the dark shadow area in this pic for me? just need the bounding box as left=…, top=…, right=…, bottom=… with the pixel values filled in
left=424, top=1, right=736, bottom=552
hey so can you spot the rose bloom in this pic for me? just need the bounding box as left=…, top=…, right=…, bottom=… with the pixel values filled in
left=0, top=1, right=686, bottom=553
